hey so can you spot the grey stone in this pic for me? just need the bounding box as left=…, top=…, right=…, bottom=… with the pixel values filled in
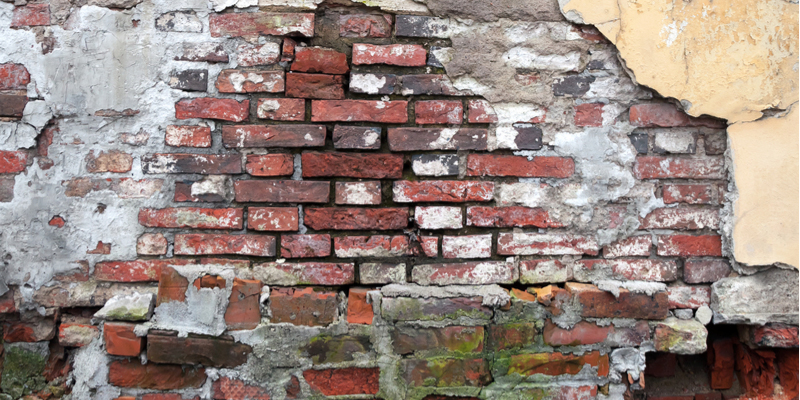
left=155, top=11, right=203, bottom=33
left=654, top=317, right=708, bottom=354
left=695, top=305, right=712, bottom=325
left=711, top=268, right=799, bottom=325
left=674, top=309, right=694, bottom=320
left=94, top=292, right=155, bottom=321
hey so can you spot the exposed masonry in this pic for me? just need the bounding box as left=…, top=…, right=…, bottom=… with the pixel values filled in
left=0, top=0, right=797, bottom=400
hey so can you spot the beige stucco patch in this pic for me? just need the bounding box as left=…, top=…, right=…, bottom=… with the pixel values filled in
left=728, top=107, right=799, bottom=268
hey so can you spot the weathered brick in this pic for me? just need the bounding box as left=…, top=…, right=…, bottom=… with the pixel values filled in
left=415, top=100, right=463, bottom=124
left=420, top=236, right=439, bottom=257
left=630, top=103, right=726, bottom=128
left=352, top=43, right=426, bottom=66
left=174, top=234, right=276, bottom=256
left=85, top=150, right=133, bottom=173
left=389, top=127, right=488, bottom=151
left=165, top=125, right=211, bottom=148
left=245, top=154, right=294, bottom=176
left=415, top=206, right=463, bottom=229
left=467, top=154, right=575, bottom=178
left=209, top=12, right=314, bottom=37
left=347, top=288, right=375, bottom=325
left=566, top=282, right=669, bottom=319
left=641, top=206, right=720, bottom=230
left=741, top=324, right=799, bottom=348
left=553, top=75, right=595, bottom=96
left=3, top=318, right=55, bottom=342
left=108, top=360, right=206, bottom=390
left=0, top=151, right=28, bottom=173
left=654, top=131, right=697, bottom=154
left=0, top=63, right=30, bottom=90
left=235, top=180, right=329, bottom=203
left=704, top=131, right=727, bottom=155
left=286, top=73, right=344, bottom=99
left=543, top=320, right=613, bottom=346
left=174, top=180, right=227, bottom=203
left=488, top=323, right=537, bottom=350
left=304, top=207, right=408, bottom=230
left=311, top=100, right=408, bottom=123
left=506, top=351, right=609, bottom=377
left=291, top=47, right=349, bottom=74
left=248, top=207, right=299, bottom=231
left=574, top=103, right=604, bottom=127
left=603, top=235, right=652, bottom=258
left=64, top=177, right=164, bottom=199
left=403, top=358, right=491, bottom=387
left=635, top=156, right=725, bottom=179
left=95, top=259, right=196, bottom=282
left=251, top=262, right=354, bottom=285
left=155, top=11, right=202, bottom=32
left=104, top=322, right=144, bottom=357
left=441, top=235, right=492, bottom=259
left=349, top=73, right=397, bottom=94
left=147, top=332, right=252, bottom=367
left=139, top=207, right=243, bottom=229
left=236, top=43, right=280, bottom=67
left=629, top=132, right=649, bottom=153
left=0, top=94, right=27, bottom=117
left=573, top=259, right=679, bottom=282
left=213, top=377, right=271, bottom=400
left=157, top=266, right=189, bottom=305
left=500, top=123, right=544, bottom=150
left=175, top=98, right=249, bottom=122
left=400, top=74, right=470, bottom=96
left=412, top=261, right=515, bottom=285
left=498, top=232, right=599, bottom=256
left=708, top=338, right=735, bottom=389
left=332, top=125, right=382, bottom=149
left=657, top=234, right=722, bottom=256
left=225, top=278, right=262, bottom=330
left=667, top=286, right=711, bottom=309
left=394, top=180, right=494, bottom=203
left=58, top=322, right=99, bottom=347
left=175, top=43, right=229, bottom=63
left=11, top=3, right=50, bottom=27
left=467, top=99, right=497, bottom=123
left=395, top=15, right=449, bottom=38
left=684, top=258, right=731, bottom=283
left=335, top=181, right=381, bottom=205
left=281, top=234, right=331, bottom=258
left=269, top=287, right=338, bottom=326
left=143, top=153, right=241, bottom=174
left=519, top=260, right=572, bottom=284
left=382, top=296, right=492, bottom=322
left=360, top=263, right=406, bottom=284
left=0, top=176, right=14, bottom=202
left=255, top=98, right=305, bottom=121
left=466, top=206, right=562, bottom=228
left=169, top=69, right=208, bottom=92
left=281, top=37, right=296, bottom=62
left=663, top=184, right=714, bottom=204
left=392, top=326, right=484, bottom=354
left=302, top=152, right=403, bottom=179
left=222, top=124, right=325, bottom=148
left=215, top=69, right=284, bottom=93
left=339, top=14, right=392, bottom=37
left=305, top=367, right=380, bottom=396
left=411, top=154, right=459, bottom=176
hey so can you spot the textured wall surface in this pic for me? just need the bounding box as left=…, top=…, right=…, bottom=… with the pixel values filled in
left=0, top=0, right=797, bottom=399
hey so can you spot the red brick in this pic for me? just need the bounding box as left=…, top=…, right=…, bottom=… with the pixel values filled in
left=281, top=234, right=331, bottom=258
left=776, top=349, right=798, bottom=399
left=412, top=261, right=516, bottom=285
left=108, top=359, right=206, bottom=390
left=225, top=278, right=262, bottom=331
left=139, top=207, right=243, bottom=229
left=157, top=266, right=190, bottom=305
left=142, top=153, right=241, bottom=174
left=542, top=320, right=612, bottom=346
left=235, top=180, right=329, bottom=203
left=174, top=234, right=276, bottom=256
left=667, top=285, right=711, bottom=309
left=574, top=103, right=604, bottom=127
left=209, top=12, right=314, bottom=37
left=745, top=324, right=799, bottom=348
left=201, top=258, right=250, bottom=268
left=253, top=98, right=304, bottom=121
left=147, top=332, right=252, bottom=367
left=657, top=234, right=722, bottom=256
left=334, top=235, right=409, bottom=258
left=335, top=181, right=382, bottom=205
left=311, top=100, right=408, bottom=123
left=215, top=69, right=284, bottom=93
left=640, top=206, right=720, bottom=230
left=0, top=151, right=28, bottom=173
left=488, top=323, right=536, bottom=350
left=193, top=275, right=226, bottom=290
left=498, top=232, right=599, bottom=256
left=393, top=180, right=494, bottom=202
left=393, top=326, right=484, bottom=354
left=388, top=127, right=488, bottom=151
left=403, top=358, right=491, bottom=387
left=339, top=14, right=392, bottom=37
left=709, top=338, right=735, bottom=389
left=566, top=282, right=669, bottom=319
left=466, top=206, right=562, bottom=228
left=630, top=103, right=726, bottom=128
left=11, top=3, right=50, bottom=27
left=286, top=73, right=344, bottom=99
left=247, top=207, right=298, bottom=231
left=104, top=322, right=144, bottom=357
left=415, top=100, right=463, bottom=124
left=304, top=207, right=408, bottom=230
left=347, top=287, right=374, bottom=325
left=222, top=125, right=325, bottom=148
left=634, top=156, right=725, bottom=179
left=49, top=215, right=65, bottom=227
left=282, top=37, right=296, bottom=62
left=245, top=154, right=294, bottom=176
left=684, top=258, right=731, bottom=283
left=291, top=47, right=349, bottom=74
left=0, top=63, right=30, bottom=90
left=441, top=235, right=492, bottom=259
left=85, top=150, right=133, bottom=173
left=95, top=259, right=196, bottom=282
left=352, top=43, right=426, bottom=66
left=165, top=125, right=212, bottom=148
left=467, top=99, right=498, bottom=123
left=269, top=287, right=338, bottom=326
left=663, top=184, right=714, bottom=204
left=0, top=290, right=16, bottom=313
left=467, top=154, right=575, bottom=178
left=0, top=94, right=28, bottom=117
left=603, top=235, right=652, bottom=258
left=254, top=262, right=354, bottom=285
left=733, top=343, right=775, bottom=396
left=574, top=259, right=679, bottom=282
left=305, top=367, right=380, bottom=395
left=302, top=152, right=403, bottom=179
left=420, top=236, right=438, bottom=257
left=175, top=98, right=249, bottom=122
left=212, top=377, right=270, bottom=400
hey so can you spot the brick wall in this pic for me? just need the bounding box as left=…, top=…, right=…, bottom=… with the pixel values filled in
left=0, top=1, right=797, bottom=400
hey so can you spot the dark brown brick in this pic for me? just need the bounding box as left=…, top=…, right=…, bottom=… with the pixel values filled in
left=234, top=180, right=329, bottom=203
left=301, top=152, right=403, bottom=179
left=222, top=125, right=325, bottom=148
